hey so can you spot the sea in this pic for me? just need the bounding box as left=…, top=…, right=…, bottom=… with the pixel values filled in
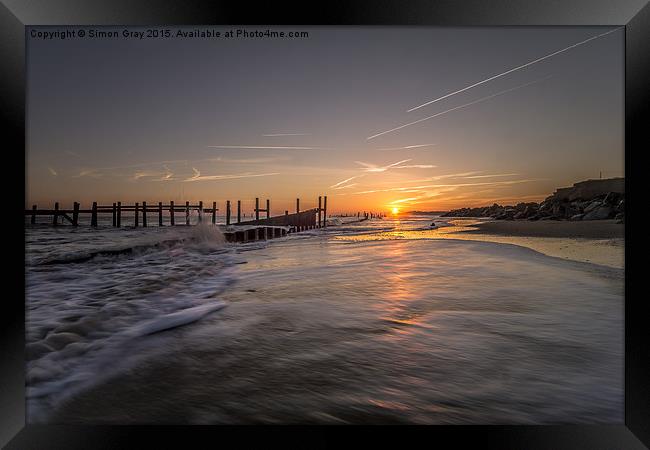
left=25, top=213, right=624, bottom=424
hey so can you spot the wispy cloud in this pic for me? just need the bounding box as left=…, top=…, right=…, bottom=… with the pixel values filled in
left=394, top=164, right=437, bottom=169
left=463, top=173, right=519, bottom=179
left=376, top=144, right=436, bottom=151
left=212, top=156, right=290, bottom=164
left=352, top=178, right=540, bottom=195
left=333, top=183, right=359, bottom=190
left=159, top=165, right=174, bottom=181
left=72, top=169, right=102, bottom=178
left=132, top=165, right=176, bottom=181
left=407, top=28, right=620, bottom=112
left=355, top=159, right=412, bottom=172
left=354, top=159, right=436, bottom=172
left=367, top=77, right=552, bottom=140
left=48, top=167, right=57, bottom=176
left=183, top=170, right=280, bottom=182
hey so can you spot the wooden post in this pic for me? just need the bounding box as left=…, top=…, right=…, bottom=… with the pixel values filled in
left=324, top=196, right=328, bottom=228
left=255, top=198, right=260, bottom=221
left=72, top=202, right=80, bottom=226
left=170, top=201, right=175, bottom=226
left=53, top=202, right=59, bottom=226
left=112, top=203, right=117, bottom=226
left=117, top=202, right=122, bottom=227
left=296, top=198, right=300, bottom=214
left=159, top=202, right=163, bottom=226
left=237, top=200, right=241, bottom=223
left=142, top=201, right=147, bottom=227
left=185, top=201, right=190, bottom=225
left=318, top=196, right=322, bottom=228
left=198, top=201, right=203, bottom=222
left=91, top=202, right=98, bottom=227
left=31, top=205, right=36, bottom=224
left=134, top=202, right=139, bottom=227
left=212, top=201, right=217, bottom=225
left=226, top=200, right=231, bottom=225
left=266, top=199, right=270, bottom=219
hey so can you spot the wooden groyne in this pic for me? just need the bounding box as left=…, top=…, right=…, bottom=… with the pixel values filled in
left=25, top=196, right=335, bottom=243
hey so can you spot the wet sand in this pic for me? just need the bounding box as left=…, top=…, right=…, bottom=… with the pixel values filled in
left=461, top=219, right=624, bottom=239
left=446, top=219, right=624, bottom=269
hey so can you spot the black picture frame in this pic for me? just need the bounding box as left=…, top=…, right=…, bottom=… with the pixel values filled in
left=2, top=1, right=648, bottom=448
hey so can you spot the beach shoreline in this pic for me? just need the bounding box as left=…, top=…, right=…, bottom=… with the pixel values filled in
left=457, top=219, right=624, bottom=239
left=441, top=219, right=624, bottom=269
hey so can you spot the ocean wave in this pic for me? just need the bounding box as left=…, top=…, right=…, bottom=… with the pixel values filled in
left=26, top=222, right=237, bottom=420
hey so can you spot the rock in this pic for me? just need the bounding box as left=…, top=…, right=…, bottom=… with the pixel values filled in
left=617, top=199, right=625, bottom=212
left=603, top=192, right=622, bottom=205
left=570, top=214, right=584, bottom=221
left=583, top=201, right=602, bottom=214
left=583, top=206, right=613, bottom=221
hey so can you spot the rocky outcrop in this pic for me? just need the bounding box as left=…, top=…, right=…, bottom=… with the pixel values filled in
left=441, top=178, right=625, bottom=222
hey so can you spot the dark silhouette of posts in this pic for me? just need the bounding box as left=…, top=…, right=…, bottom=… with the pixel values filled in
left=142, top=201, right=147, bottom=227
left=226, top=201, right=231, bottom=225
left=237, top=200, right=241, bottom=223
left=296, top=198, right=300, bottom=214
left=198, top=201, right=203, bottom=222
left=318, top=196, right=322, bottom=227
left=255, top=198, right=260, bottom=221
left=324, top=196, right=328, bottom=227
left=212, top=202, right=217, bottom=224
left=72, top=202, right=80, bottom=226
left=134, top=202, right=139, bottom=227
left=91, top=202, right=98, bottom=227
left=266, top=199, right=270, bottom=219
left=169, top=201, right=175, bottom=226
left=53, top=202, right=59, bottom=226
left=185, top=201, right=190, bottom=225
left=158, top=202, right=163, bottom=226
left=31, top=205, right=36, bottom=224
left=117, top=202, right=122, bottom=227
left=112, top=203, right=117, bottom=226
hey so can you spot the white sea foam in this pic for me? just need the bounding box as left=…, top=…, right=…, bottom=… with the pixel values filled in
left=26, top=223, right=236, bottom=419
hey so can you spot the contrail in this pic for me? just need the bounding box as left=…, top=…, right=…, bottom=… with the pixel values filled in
left=330, top=175, right=364, bottom=188
left=407, top=27, right=621, bottom=113
left=367, top=76, right=551, bottom=140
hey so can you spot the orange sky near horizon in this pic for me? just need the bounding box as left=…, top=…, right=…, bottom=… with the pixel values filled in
left=26, top=27, right=624, bottom=214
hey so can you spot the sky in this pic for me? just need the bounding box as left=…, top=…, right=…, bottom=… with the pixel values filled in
left=26, top=26, right=624, bottom=214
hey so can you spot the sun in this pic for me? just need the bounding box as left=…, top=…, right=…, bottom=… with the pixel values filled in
left=391, top=207, right=400, bottom=215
